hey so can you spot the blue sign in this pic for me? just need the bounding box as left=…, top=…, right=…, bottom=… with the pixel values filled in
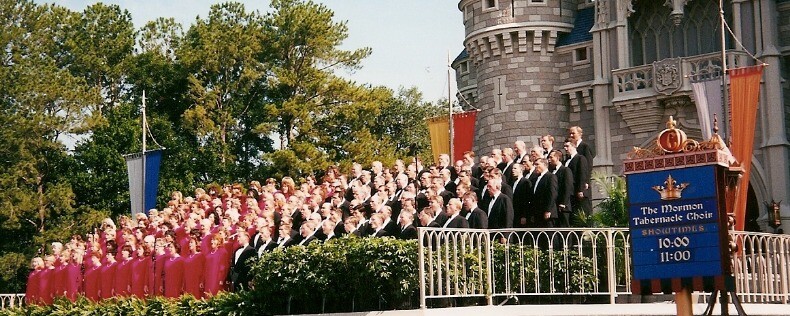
left=627, top=165, right=724, bottom=280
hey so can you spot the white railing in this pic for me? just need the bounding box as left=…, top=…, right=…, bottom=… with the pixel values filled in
left=418, top=228, right=790, bottom=308
left=730, top=231, right=790, bottom=304
left=0, top=294, right=24, bottom=309
left=418, top=227, right=631, bottom=307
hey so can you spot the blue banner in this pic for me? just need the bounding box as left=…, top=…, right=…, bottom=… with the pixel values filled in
left=144, top=150, right=162, bottom=213
left=125, top=150, right=163, bottom=216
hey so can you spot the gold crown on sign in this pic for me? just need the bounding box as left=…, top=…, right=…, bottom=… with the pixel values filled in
left=652, top=175, right=688, bottom=200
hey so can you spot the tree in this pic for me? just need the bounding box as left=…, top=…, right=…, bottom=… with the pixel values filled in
left=0, top=0, right=104, bottom=292
left=179, top=2, right=273, bottom=181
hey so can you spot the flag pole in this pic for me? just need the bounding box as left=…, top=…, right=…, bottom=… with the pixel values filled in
left=719, top=0, right=730, bottom=142
left=141, top=90, right=147, bottom=215
left=448, top=51, right=454, bottom=161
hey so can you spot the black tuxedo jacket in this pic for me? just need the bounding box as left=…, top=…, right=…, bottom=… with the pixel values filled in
left=228, top=245, right=257, bottom=291
left=438, top=190, right=455, bottom=207
left=510, top=176, right=533, bottom=224
left=566, top=154, right=591, bottom=195
left=502, top=161, right=515, bottom=185
left=465, top=207, right=489, bottom=229
left=443, top=215, right=469, bottom=228
left=433, top=209, right=449, bottom=226
left=531, top=172, right=558, bottom=219
left=471, top=163, right=484, bottom=179
left=576, top=141, right=594, bottom=170
left=299, top=235, right=317, bottom=246
left=398, top=225, right=418, bottom=240
left=553, top=165, right=573, bottom=211
left=486, top=194, right=514, bottom=229
left=256, top=240, right=277, bottom=256
left=383, top=220, right=400, bottom=237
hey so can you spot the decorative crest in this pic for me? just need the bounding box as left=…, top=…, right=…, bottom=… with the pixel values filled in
left=652, top=175, right=689, bottom=200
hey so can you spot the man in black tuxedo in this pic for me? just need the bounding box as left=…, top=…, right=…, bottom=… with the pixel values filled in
left=250, top=218, right=269, bottom=250
left=485, top=178, right=514, bottom=229
left=256, top=226, right=277, bottom=257
left=462, top=192, right=488, bottom=229
left=397, top=211, right=418, bottom=240
left=540, top=135, right=556, bottom=160
left=510, top=163, right=533, bottom=228
left=564, top=139, right=593, bottom=217
left=531, top=159, right=558, bottom=228
left=228, top=232, right=257, bottom=291
left=549, top=150, right=573, bottom=227
left=568, top=126, right=594, bottom=171
left=276, top=224, right=301, bottom=248
left=418, top=208, right=441, bottom=228
left=463, top=151, right=484, bottom=180
left=442, top=198, right=469, bottom=228
left=514, top=140, right=529, bottom=164
left=500, top=148, right=516, bottom=185
left=432, top=176, right=455, bottom=208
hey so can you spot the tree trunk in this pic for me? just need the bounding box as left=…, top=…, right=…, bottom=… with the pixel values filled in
left=37, top=175, right=45, bottom=233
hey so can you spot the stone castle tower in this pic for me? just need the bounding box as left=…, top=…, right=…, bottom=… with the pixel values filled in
left=453, top=0, right=790, bottom=232
left=453, top=0, right=584, bottom=153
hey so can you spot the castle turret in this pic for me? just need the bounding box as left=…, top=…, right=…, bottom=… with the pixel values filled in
left=457, top=0, right=577, bottom=153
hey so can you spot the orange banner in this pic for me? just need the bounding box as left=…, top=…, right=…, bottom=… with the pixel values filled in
left=728, top=65, right=764, bottom=231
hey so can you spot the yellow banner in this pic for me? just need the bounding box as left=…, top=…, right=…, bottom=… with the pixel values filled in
left=427, top=115, right=449, bottom=164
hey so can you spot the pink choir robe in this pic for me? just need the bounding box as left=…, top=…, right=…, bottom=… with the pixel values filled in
left=38, top=268, right=54, bottom=305
left=63, top=262, right=82, bottom=302
left=99, top=261, right=117, bottom=300
left=114, top=258, right=134, bottom=297
left=25, top=269, right=41, bottom=305
left=182, top=252, right=205, bottom=299
left=202, top=247, right=228, bottom=296
left=151, top=254, right=167, bottom=296
left=83, top=263, right=102, bottom=302
left=163, top=256, right=185, bottom=298
left=51, top=264, right=67, bottom=299
left=130, top=256, right=150, bottom=298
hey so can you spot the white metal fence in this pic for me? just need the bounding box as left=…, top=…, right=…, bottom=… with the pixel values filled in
left=418, top=228, right=790, bottom=308
left=0, top=294, right=24, bottom=309
left=2, top=230, right=789, bottom=310
left=730, top=231, right=790, bottom=303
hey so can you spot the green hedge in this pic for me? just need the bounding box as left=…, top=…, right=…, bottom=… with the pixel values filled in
left=1, top=236, right=603, bottom=315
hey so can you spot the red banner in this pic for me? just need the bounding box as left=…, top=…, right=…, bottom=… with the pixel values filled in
left=728, top=65, right=764, bottom=231
left=426, top=110, right=478, bottom=164
left=452, top=111, right=478, bottom=163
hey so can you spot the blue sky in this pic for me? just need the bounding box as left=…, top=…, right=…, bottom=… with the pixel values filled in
left=54, top=0, right=465, bottom=103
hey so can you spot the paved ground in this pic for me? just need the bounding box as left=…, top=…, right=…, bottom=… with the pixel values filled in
left=294, top=303, right=790, bottom=316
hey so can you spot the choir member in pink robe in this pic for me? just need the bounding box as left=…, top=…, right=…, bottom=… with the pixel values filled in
left=100, top=253, right=117, bottom=300
left=25, top=257, right=44, bottom=305
left=114, top=246, right=134, bottom=297
left=131, top=246, right=151, bottom=298
left=51, top=249, right=69, bottom=299
left=83, top=252, right=102, bottom=302
left=38, top=256, right=56, bottom=305
left=163, top=242, right=185, bottom=298
left=63, top=250, right=83, bottom=302
left=151, top=240, right=168, bottom=297
left=203, top=234, right=229, bottom=296
left=182, top=236, right=205, bottom=299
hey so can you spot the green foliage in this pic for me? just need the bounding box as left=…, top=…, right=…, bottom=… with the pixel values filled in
left=252, top=237, right=418, bottom=313
left=590, top=173, right=628, bottom=227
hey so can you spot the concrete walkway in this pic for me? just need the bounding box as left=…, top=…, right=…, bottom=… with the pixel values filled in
left=295, top=303, right=790, bottom=316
